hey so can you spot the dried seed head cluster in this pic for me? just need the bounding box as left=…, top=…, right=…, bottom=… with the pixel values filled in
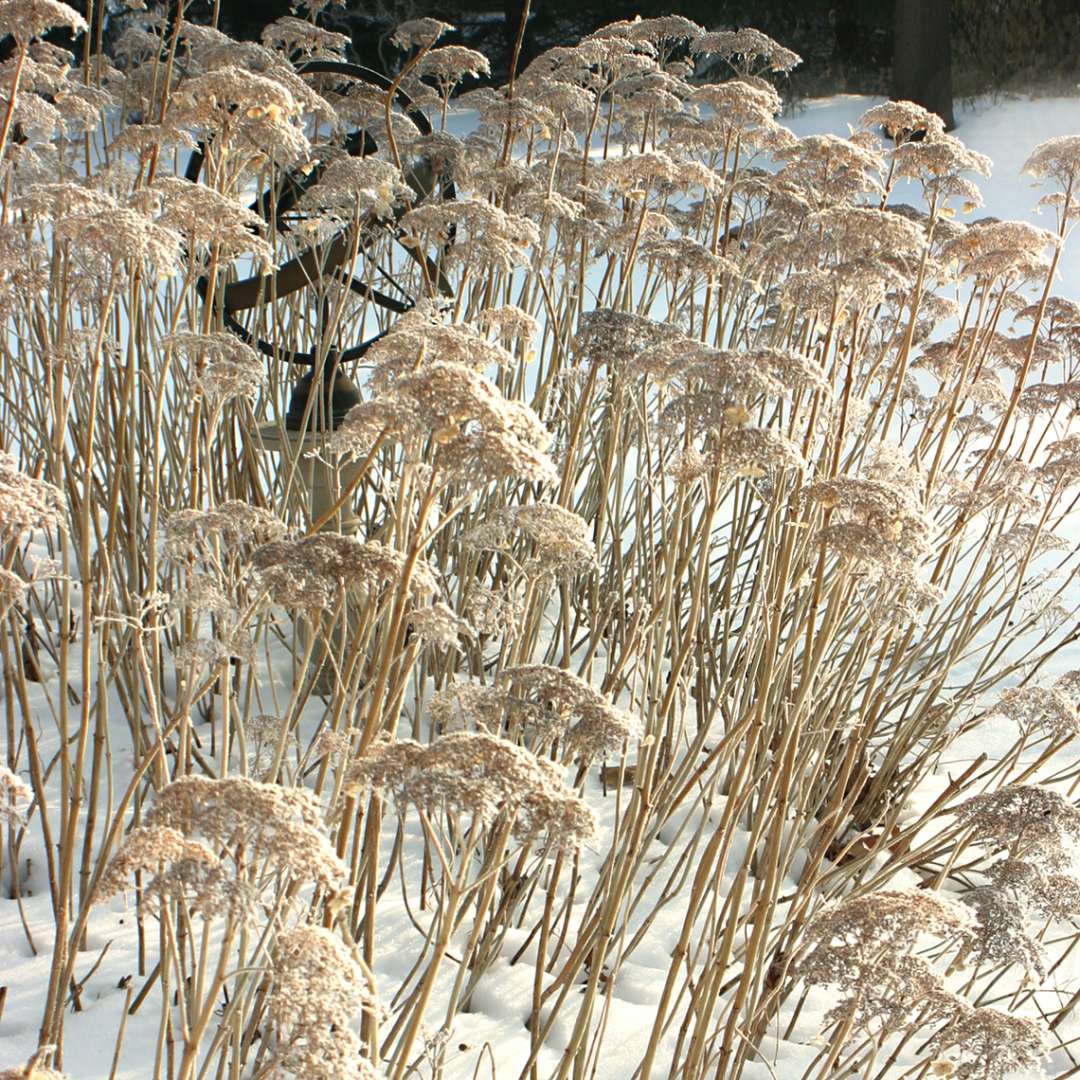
left=164, top=501, right=286, bottom=561
left=0, top=450, right=62, bottom=541
left=0, top=763, right=31, bottom=826
left=349, top=731, right=596, bottom=852
left=266, top=925, right=381, bottom=1080
left=103, top=777, right=348, bottom=909
left=953, top=785, right=1080, bottom=870
left=252, top=534, right=438, bottom=612
left=986, top=683, right=1080, bottom=740
left=800, top=889, right=976, bottom=1036
left=464, top=504, right=597, bottom=581
left=926, top=1006, right=1046, bottom=1080
left=499, top=664, right=643, bottom=761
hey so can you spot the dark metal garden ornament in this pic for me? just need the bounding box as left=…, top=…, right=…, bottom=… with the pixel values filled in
left=185, top=60, right=456, bottom=433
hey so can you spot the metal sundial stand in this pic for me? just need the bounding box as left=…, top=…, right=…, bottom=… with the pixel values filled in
left=186, top=61, right=455, bottom=694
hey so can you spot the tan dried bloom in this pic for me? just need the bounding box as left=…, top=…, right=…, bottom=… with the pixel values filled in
left=416, top=45, right=491, bottom=93
left=925, top=1007, right=1046, bottom=1080
left=167, top=331, right=265, bottom=405
left=391, top=18, right=453, bottom=51
left=691, top=28, right=801, bottom=75
left=1039, top=432, right=1080, bottom=486
left=299, top=155, right=409, bottom=221
left=800, top=889, right=975, bottom=1035
left=463, top=583, right=523, bottom=636
left=164, top=501, right=285, bottom=560
left=860, top=100, right=945, bottom=143
left=0, top=451, right=61, bottom=541
left=953, top=785, right=1080, bottom=869
left=400, top=198, right=540, bottom=272
left=253, top=535, right=438, bottom=604
left=959, top=886, right=1045, bottom=982
left=807, top=475, right=931, bottom=565
left=1023, top=134, right=1080, bottom=191
left=260, top=16, right=350, bottom=59
left=499, top=664, right=642, bottom=761
left=266, top=925, right=380, bottom=1080
left=464, top=504, right=597, bottom=581
left=145, top=776, right=347, bottom=892
left=408, top=601, right=474, bottom=650
left=943, top=218, right=1057, bottom=282
left=153, top=178, right=274, bottom=263
left=0, top=567, right=26, bottom=618
left=0, top=763, right=30, bottom=827
left=349, top=731, right=595, bottom=852
left=986, top=684, right=1079, bottom=739
left=0, top=0, right=85, bottom=42
left=429, top=681, right=508, bottom=733
left=56, top=206, right=182, bottom=276
left=98, top=825, right=217, bottom=900
left=986, top=858, right=1080, bottom=921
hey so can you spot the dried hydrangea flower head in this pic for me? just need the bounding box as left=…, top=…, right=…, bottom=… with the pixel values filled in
left=806, top=473, right=931, bottom=569
left=407, top=601, right=475, bottom=651
left=331, top=361, right=557, bottom=488
left=1024, top=134, right=1080, bottom=194
left=261, top=15, right=350, bottom=59
left=985, top=684, right=1079, bottom=740
left=943, top=219, right=1057, bottom=283
left=164, top=501, right=285, bottom=561
left=860, top=100, right=945, bottom=144
left=299, top=155, right=410, bottom=221
left=252, top=534, right=439, bottom=608
left=925, top=1006, right=1046, bottom=1080
left=165, top=331, right=265, bottom=406
left=499, top=664, right=642, bottom=762
left=392, top=18, right=453, bottom=51
left=464, top=504, right=597, bottom=582
left=138, top=776, right=348, bottom=894
left=690, top=27, right=801, bottom=77
left=1039, top=432, right=1080, bottom=488
left=953, top=785, right=1080, bottom=869
left=400, top=198, right=540, bottom=273
left=774, top=133, right=884, bottom=209
left=266, top=925, right=381, bottom=1080
left=959, top=885, right=1045, bottom=983
left=0, top=450, right=61, bottom=542
left=349, top=731, right=596, bottom=853
left=429, top=681, right=508, bottom=734
left=986, top=857, right=1080, bottom=920
left=0, top=0, right=86, bottom=43
left=799, top=889, right=975, bottom=1035
left=0, top=763, right=30, bottom=827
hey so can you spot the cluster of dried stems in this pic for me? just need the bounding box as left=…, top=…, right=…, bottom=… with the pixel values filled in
left=3, top=1, right=1080, bottom=1078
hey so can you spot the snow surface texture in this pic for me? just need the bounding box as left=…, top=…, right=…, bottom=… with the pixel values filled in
left=3, top=92, right=1080, bottom=1080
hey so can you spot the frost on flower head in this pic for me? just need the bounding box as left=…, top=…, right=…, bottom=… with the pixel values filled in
left=391, top=17, right=454, bottom=51
left=953, top=785, right=1080, bottom=870
left=0, top=451, right=61, bottom=541
left=499, top=664, right=642, bottom=762
left=348, top=731, right=596, bottom=853
left=102, top=777, right=348, bottom=905
left=266, top=925, right=381, bottom=1080
left=859, top=100, right=945, bottom=144
left=799, top=889, right=976, bottom=1036
left=690, top=27, right=801, bottom=76
left=0, top=763, right=31, bottom=827
left=464, top=504, right=597, bottom=582
left=925, top=1006, right=1046, bottom=1080
left=252, top=535, right=438, bottom=610
left=0, top=0, right=86, bottom=43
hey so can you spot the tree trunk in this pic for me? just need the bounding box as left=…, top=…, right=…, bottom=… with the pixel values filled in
left=893, top=0, right=955, bottom=130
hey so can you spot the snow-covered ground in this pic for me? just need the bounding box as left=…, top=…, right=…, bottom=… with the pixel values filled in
left=4, top=91, right=1080, bottom=1080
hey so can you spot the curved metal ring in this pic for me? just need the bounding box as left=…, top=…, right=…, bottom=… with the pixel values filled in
left=185, top=61, right=456, bottom=368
